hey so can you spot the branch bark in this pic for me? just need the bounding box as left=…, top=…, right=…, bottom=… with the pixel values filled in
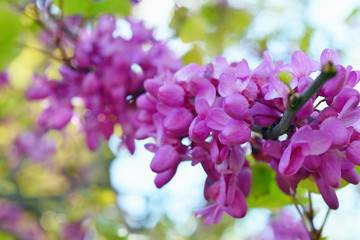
left=254, top=62, right=337, bottom=140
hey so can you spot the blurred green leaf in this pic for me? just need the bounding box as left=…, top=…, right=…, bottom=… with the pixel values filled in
left=298, top=175, right=349, bottom=194
left=247, top=163, right=293, bottom=209
left=249, top=163, right=272, bottom=196
left=0, top=5, right=24, bottom=70
left=346, top=7, right=360, bottom=23
left=223, top=8, right=252, bottom=37
left=170, top=7, right=189, bottom=33
left=61, top=0, right=130, bottom=16
left=179, top=15, right=207, bottom=43
left=299, top=27, right=313, bottom=53
left=201, top=5, right=222, bottom=24
left=62, top=0, right=92, bottom=15
left=90, top=0, right=131, bottom=15
left=298, top=178, right=320, bottom=194
left=182, top=44, right=204, bottom=65
left=95, top=216, right=127, bottom=240
left=0, top=231, right=16, bottom=240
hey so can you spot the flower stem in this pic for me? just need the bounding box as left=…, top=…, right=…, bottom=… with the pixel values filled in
left=319, top=208, right=331, bottom=236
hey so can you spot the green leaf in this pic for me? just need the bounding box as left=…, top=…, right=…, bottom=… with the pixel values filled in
left=182, top=45, right=203, bottom=65
left=179, top=15, right=207, bottom=43
left=298, top=178, right=320, bottom=194
left=298, top=176, right=349, bottom=193
left=0, top=5, right=24, bottom=70
left=0, top=231, right=16, bottom=240
left=90, top=0, right=131, bottom=15
left=355, top=165, right=360, bottom=175
left=277, top=71, right=294, bottom=93
left=223, top=8, right=252, bottom=36
left=95, top=216, right=127, bottom=239
left=169, top=7, right=189, bottom=32
left=299, top=27, right=313, bottom=53
left=61, top=0, right=131, bottom=16
left=346, top=7, right=360, bottom=23
left=62, top=0, right=92, bottom=15
left=247, top=163, right=293, bottom=209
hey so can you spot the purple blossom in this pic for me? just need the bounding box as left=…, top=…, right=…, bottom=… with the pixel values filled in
left=257, top=208, right=311, bottom=240
left=28, top=16, right=182, bottom=152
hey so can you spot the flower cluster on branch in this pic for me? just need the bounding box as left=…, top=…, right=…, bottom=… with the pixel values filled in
left=136, top=49, right=360, bottom=223
left=26, top=13, right=360, bottom=228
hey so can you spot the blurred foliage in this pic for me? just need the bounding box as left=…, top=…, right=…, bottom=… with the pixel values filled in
left=0, top=4, right=24, bottom=71
left=171, top=3, right=252, bottom=57
left=56, top=0, right=131, bottom=16
left=0, top=78, right=124, bottom=239
left=0, top=2, right=131, bottom=239
left=247, top=163, right=294, bottom=209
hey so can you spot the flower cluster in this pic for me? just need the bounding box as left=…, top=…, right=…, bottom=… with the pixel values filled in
left=0, top=201, right=48, bottom=240
left=136, top=57, right=256, bottom=223
left=257, top=208, right=310, bottom=240
left=259, top=50, right=360, bottom=210
left=25, top=12, right=360, bottom=224
left=27, top=15, right=182, bottom=152
left=137, top=49, right=360, bottom=223
left=12, top=130, right=56, bottom=164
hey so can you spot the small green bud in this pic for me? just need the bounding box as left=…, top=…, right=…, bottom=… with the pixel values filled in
left=277, top=72, right=294, bottom=94
left=278, top=71, right=293, bottom=86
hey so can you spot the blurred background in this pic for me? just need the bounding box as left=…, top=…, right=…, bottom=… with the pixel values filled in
left=1, top=0, right=360, bottom=239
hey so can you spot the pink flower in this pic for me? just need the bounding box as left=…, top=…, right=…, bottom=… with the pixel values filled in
left=279, top=126, right=332, bottom=175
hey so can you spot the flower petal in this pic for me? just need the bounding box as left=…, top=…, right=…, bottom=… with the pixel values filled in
left=190, top=76, right=216, bottom=105
left=309, top=130, right=332, bottom=155
left=321, top=65, right=346, bottom=97
left=150, top=145, right=179, bottom=173
left=319, top=150, right=341, bottom=188
left=219, top=173, right=237, bottom=206
left=291, top=51, right=311, bottom=77
left=346, top=140, right=360, bottom=165
left=154, top=167, right=177, bottom=188
left=195, top=97, right=210, bottom=119
left=342, top=168, right=360, bottom=184
left=174, top=63, right=203, bottom=82
left=237, top=166, right=252, bottom=197
left=52, top=106, right=73, bottom=129
left=263, top=140, right=282, bottom=159
left=218, top=73, right=237, bottom=96
left=320, top=117, right=349, bottom=148
left=320, top=49, right=339, bottom=65
left=315, top=176, right=339, bottom=209
left=195, top=204, right=224, bottom=224
left=236, top=60, right=250, bottom=80
left=223, top=190, right=247, bottom=218
left=163, top=108, right=193, bottom=137
left=218, top=120, right=251, bottom=145
left=303, top=155, right=322, bottom=171
left=279, top=142, right=309, bottom=175
left=223, top=94, right=249, bottom=120
left=189, top=117, right=210, bottom=142
left=205, top=108, right=231, bottom=131
left=158, top=83, right=185, bottom=107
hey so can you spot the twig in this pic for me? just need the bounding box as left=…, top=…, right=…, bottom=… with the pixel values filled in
left=265, top=62, right=337, bottom=140
left=54, top=0, right=68, bottom=61
left=319, top=208, right=331, bottom=235
left=16, top=42, right=65, bottom=63
left=291, top=195, right=312, bottom=232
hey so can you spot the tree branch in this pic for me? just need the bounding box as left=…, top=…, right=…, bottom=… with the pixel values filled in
left=255, top=62, right=337, bottom=140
